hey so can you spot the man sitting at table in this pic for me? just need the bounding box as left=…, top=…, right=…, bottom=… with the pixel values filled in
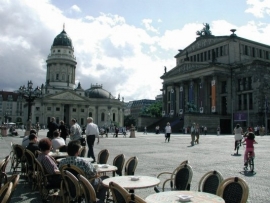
left=26, top=133, right=40, bottom=155
left=59, top=141, right=107, bottom=202
left=51, top=130, right=66, bottom=152
left=22, top=129, right=37, bottom=148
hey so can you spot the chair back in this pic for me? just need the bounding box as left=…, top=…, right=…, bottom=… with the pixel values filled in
left=0, top=182, right=13, bottom=203
left=217, top=177, right=249, bottom=203
left=113, top=154, right=125, bottom=176
left=198, top=170, right=223, bottom=194
left=124, top=156, right=138, bottom=176
left=109, top=181, right=129, bottom=203
left=58, top=145, right=67, bottom=152
left=172, top=164, right=193, bottom=190
left=0, top=172, right=8, bottom=190
left=60, top=164, right=86, bottom=178
left=1, top=156, right=10, bottom=173
left=77, top=174, right=97, bottom=203
left=180, top=160, right=189, bottom=166
left=79, top=146, right=86, bottom=157
left=24, top=150, right=35, bottom=170
left=13, top=145, right=24, bottom=160
left=126, top=193, right=147, bottom=203
left=98, top=149, right=109, bottom=164
left=6, top=174, right=20, bottom=203
left=61, top=170, right=81, bottom=202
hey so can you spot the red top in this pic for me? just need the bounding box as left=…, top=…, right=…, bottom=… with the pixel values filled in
left=245, top=138, right=256, bottom=148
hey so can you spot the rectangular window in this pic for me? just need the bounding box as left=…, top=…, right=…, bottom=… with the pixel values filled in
left=244, top=46, right=248, bottom=55
left=197, top=54, right=200, bottom=62
left=73, top=108, right=76, bottom=112
left=200, top=53, right=203, bottom=62
left=259, top=49, right=262, bottom=58
left=81, top=118, right=84, bottom=125
left=238, top=79, right=241, bottom=91
left=221, top=81, right=227, bottom=93
left=249, top=93, right=253, bottom=110
left=81, top=109, right=84, bottom=113
left=243, top=94, right=247, bottom=110
left=47, top=107, right=51, bottom=111
left=208, top=50, right=211, bottom=60
left=266, top=51, right=269, bottom=60
left=252, top=47, right=255, bottom=57
left=204, top=51, right=207, bottom=61
left=56, top=107, right=60, bottom=111
left=56, top=74, right=59, bottom=80
left=243, top=78, right=247, bottom=91
left=215, top=48, right=219, bottom=57
left=220, top=46, right=223, bottom=56
left=238, top=95, right=242, bottom=110
left=194, top=55, right=196, bottom=62
left=248, top=77, right=252, bottom=90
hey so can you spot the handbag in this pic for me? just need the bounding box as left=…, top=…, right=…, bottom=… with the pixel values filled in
left=79, top=137, right=86, bottom=146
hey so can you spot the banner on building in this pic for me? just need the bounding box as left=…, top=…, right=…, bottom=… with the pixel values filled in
left=234, top=113, right=247, bottom=121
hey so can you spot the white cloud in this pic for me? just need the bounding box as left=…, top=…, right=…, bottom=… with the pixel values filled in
left=70, top=5, right=81, bottom=13
left=142, top=19, right=159, bottom=33
left=245, top=0, right=270, bottom=18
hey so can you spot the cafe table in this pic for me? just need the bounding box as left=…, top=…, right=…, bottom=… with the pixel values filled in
left=102, top=175, right=160, bottom=190
left=57, top=157, right=93, bottom=163
left=48, top=151, right=68, bottom=159
left=94, top=164, right=118, bottom=174
left=145, top=191, right=225, bottom=203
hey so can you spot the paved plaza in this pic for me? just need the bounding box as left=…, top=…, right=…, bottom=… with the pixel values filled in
left=1, top=129, right=269, bottom=202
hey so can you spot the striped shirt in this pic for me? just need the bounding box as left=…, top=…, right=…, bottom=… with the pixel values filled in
left=37, top=153, right=58, bottom=174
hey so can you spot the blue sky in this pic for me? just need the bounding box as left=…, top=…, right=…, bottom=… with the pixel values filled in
left=0, top=0, right=270, bottom=101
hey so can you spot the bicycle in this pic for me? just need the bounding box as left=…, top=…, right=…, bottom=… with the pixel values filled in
left=244, top=151, right=254, bottom=172
left=235, top=139, right=242, bottom=155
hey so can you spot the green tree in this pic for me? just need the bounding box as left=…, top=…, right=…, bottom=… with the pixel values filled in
left=141, top=101, right=162, bottom=117
left=124, top=115, right=136, bottom=127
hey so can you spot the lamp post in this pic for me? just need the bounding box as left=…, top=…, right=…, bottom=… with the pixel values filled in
left=18, top=81, right=41, bottom=133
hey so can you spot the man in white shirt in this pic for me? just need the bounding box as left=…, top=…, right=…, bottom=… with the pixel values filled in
left=51, top=130, right=66, bottom=152
left=85, top=117, right=99, bottom=163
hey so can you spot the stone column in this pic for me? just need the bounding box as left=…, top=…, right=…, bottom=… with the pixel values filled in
left=199, top=77, right=205, bottom=113
left=211, top=76, right=217, bottom=113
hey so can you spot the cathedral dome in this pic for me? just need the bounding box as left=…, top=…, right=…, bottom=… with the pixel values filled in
left=52, top=30, right=73, bottom=47
left=85, top=84, right=113, bottom=99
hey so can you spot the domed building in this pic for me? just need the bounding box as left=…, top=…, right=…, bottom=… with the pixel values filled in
left=26, top=28, right=125, bottom=127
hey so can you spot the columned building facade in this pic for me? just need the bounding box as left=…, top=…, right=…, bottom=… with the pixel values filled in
left=161, top=26, right=270, bottom=133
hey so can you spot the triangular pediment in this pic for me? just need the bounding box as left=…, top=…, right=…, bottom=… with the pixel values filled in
left=46, top=91, right=86, bottom=101
left=176, top=36, right=229, bottom=57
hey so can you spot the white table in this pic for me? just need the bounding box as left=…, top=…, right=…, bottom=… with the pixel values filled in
left=145, top=191, right=225, bottom=203
left=102, top=175, right=160, bottom=190
left=57, top=157, right=93, bottom=163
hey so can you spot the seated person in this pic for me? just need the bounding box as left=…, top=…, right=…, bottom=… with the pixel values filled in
left=37, top=138, right=61, bottom=187
left=22, top=129, right=37, bottom=148
left=26, top=133, right=40, bottom=155
left=59, top=141, right=107, bottom=202
left=51, top=130, right=66, bottom=152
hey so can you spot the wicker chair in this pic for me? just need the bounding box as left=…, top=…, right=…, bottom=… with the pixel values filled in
left=124, top=156, right=138, bottom=176
left=109, top=181, right=129, bottom=203
left=126, top=193, right=147, bottom=203
left=0, top=156, right=10, bottom=173
left=0, top=172, right=8, bottom=190
left=34, top=158, right=62, bottom=201
left=77, top=174, right=98, bottom=203
left=6, top=174, right=20, bottom=203
left=198, top=170, right=224, bottom=195
left=61, top=170, right=81, bottom=203
left=59, top=164, right=87, bottom=178
left=217, top=177, right=249, bottom=203
left=0, top=182, right=13, bottom=203
left=154, top=164, right=193, bottom=192
left=113, top=154, right=125, bottom=177
left=78, top=146, right=86, bottom=157
left=11, top=144, right=26, bottom=175
left=9, top=142, right=15, bottom=173
left=24, top=149, right=36, bottom=185
left=98, top=149, right=109, bottom=164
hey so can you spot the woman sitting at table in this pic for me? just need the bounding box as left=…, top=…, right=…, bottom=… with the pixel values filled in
left=37, top=138, right=62, bottom=187
left=59, top=140, right=107, bottom=202
left=51, top=130, right=66, bottom=152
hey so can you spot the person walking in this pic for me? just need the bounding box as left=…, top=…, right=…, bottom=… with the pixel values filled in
left=144, top=126, right=147, bottom=134
left=36, top=122, right=40, bottom=136
left=195, top=123, right=200, bottom=144
left=190, top=123, right=196, bottom=146
left=69, top=119, right=82, bottom=142
left=85, top=117, right=99, bottom=163
left=234, top=124, right=243, bottom=151
left=47, top=117, right=59, bottom=139
left=204, top=126, right=207, bottom=135
left=59, top=120, right=69, bottom=142
left=164, top=122, right=172, bottom=143
left=217, top=125, right=220, bottom=136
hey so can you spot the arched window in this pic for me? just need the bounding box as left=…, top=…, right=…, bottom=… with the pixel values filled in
left=89, top=112, right=92, bottom=117
left=113, top=113, right=116, bottom=121
left=101, top=113, right=105, bottom=121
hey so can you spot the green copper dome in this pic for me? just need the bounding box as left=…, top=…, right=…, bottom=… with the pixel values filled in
left=52, top=30, right=73, bottom=47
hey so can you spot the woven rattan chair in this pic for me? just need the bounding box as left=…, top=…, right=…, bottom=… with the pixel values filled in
left=0, top=182, right=13, bottom=203
left=0, top=156, right=10, bottom=173
left=11, top=144, right=26, bottom=175
left=77, top=174, right=98, bottom=203
left=124, top=156, right=138, bottom=176
left=78, top=146, right=86, bottom=157
left=154, top=164, right=193, bottom=192
left=59, top=164, right=87, bottom=178
left=24, top=149, right=36, bottom=185
left=109, top=181, right=129, bottom=203
left=0, top=172, right=8, bottom=190
left=198, top=170, right=223, bottom=195
left=6, top=174, right=20, bottom=203
left=113, top=154, right=125, bottom=177
left=217, top=177, right=249, bottom=203
left=61, top=170, right=81, bottom=203
left=126, top=193, right=147, bottom=203
left=98, top=149, right=109, bottom=164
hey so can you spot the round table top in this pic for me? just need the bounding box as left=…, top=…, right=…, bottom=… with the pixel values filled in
left=57, top=157, right=93, bottom=163
left=102, top=175, right=160, bottom=190
left=49, top=152, right=68, bottom=158
left=94, top=164, right=118, bottom=173
left=145, top=191, right=225, bottom=203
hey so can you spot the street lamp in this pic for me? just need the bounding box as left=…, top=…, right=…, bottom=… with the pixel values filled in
left=18, top=81, right=41, bottom=131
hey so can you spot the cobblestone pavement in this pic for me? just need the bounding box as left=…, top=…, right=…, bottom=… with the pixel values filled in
left=1, top=129, right=269, bottom=202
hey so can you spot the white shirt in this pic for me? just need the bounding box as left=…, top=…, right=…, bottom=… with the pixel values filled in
left=86, top=122, right=99, bottom=137
left=234, top=127, right=243, bottom=140
left=51, top=137, right=66, bottom=152
left=165, top=125, right=171, bottom=133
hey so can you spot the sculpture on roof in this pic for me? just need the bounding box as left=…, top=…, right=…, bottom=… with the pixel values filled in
left=196, top=23, right=212, bottom=36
